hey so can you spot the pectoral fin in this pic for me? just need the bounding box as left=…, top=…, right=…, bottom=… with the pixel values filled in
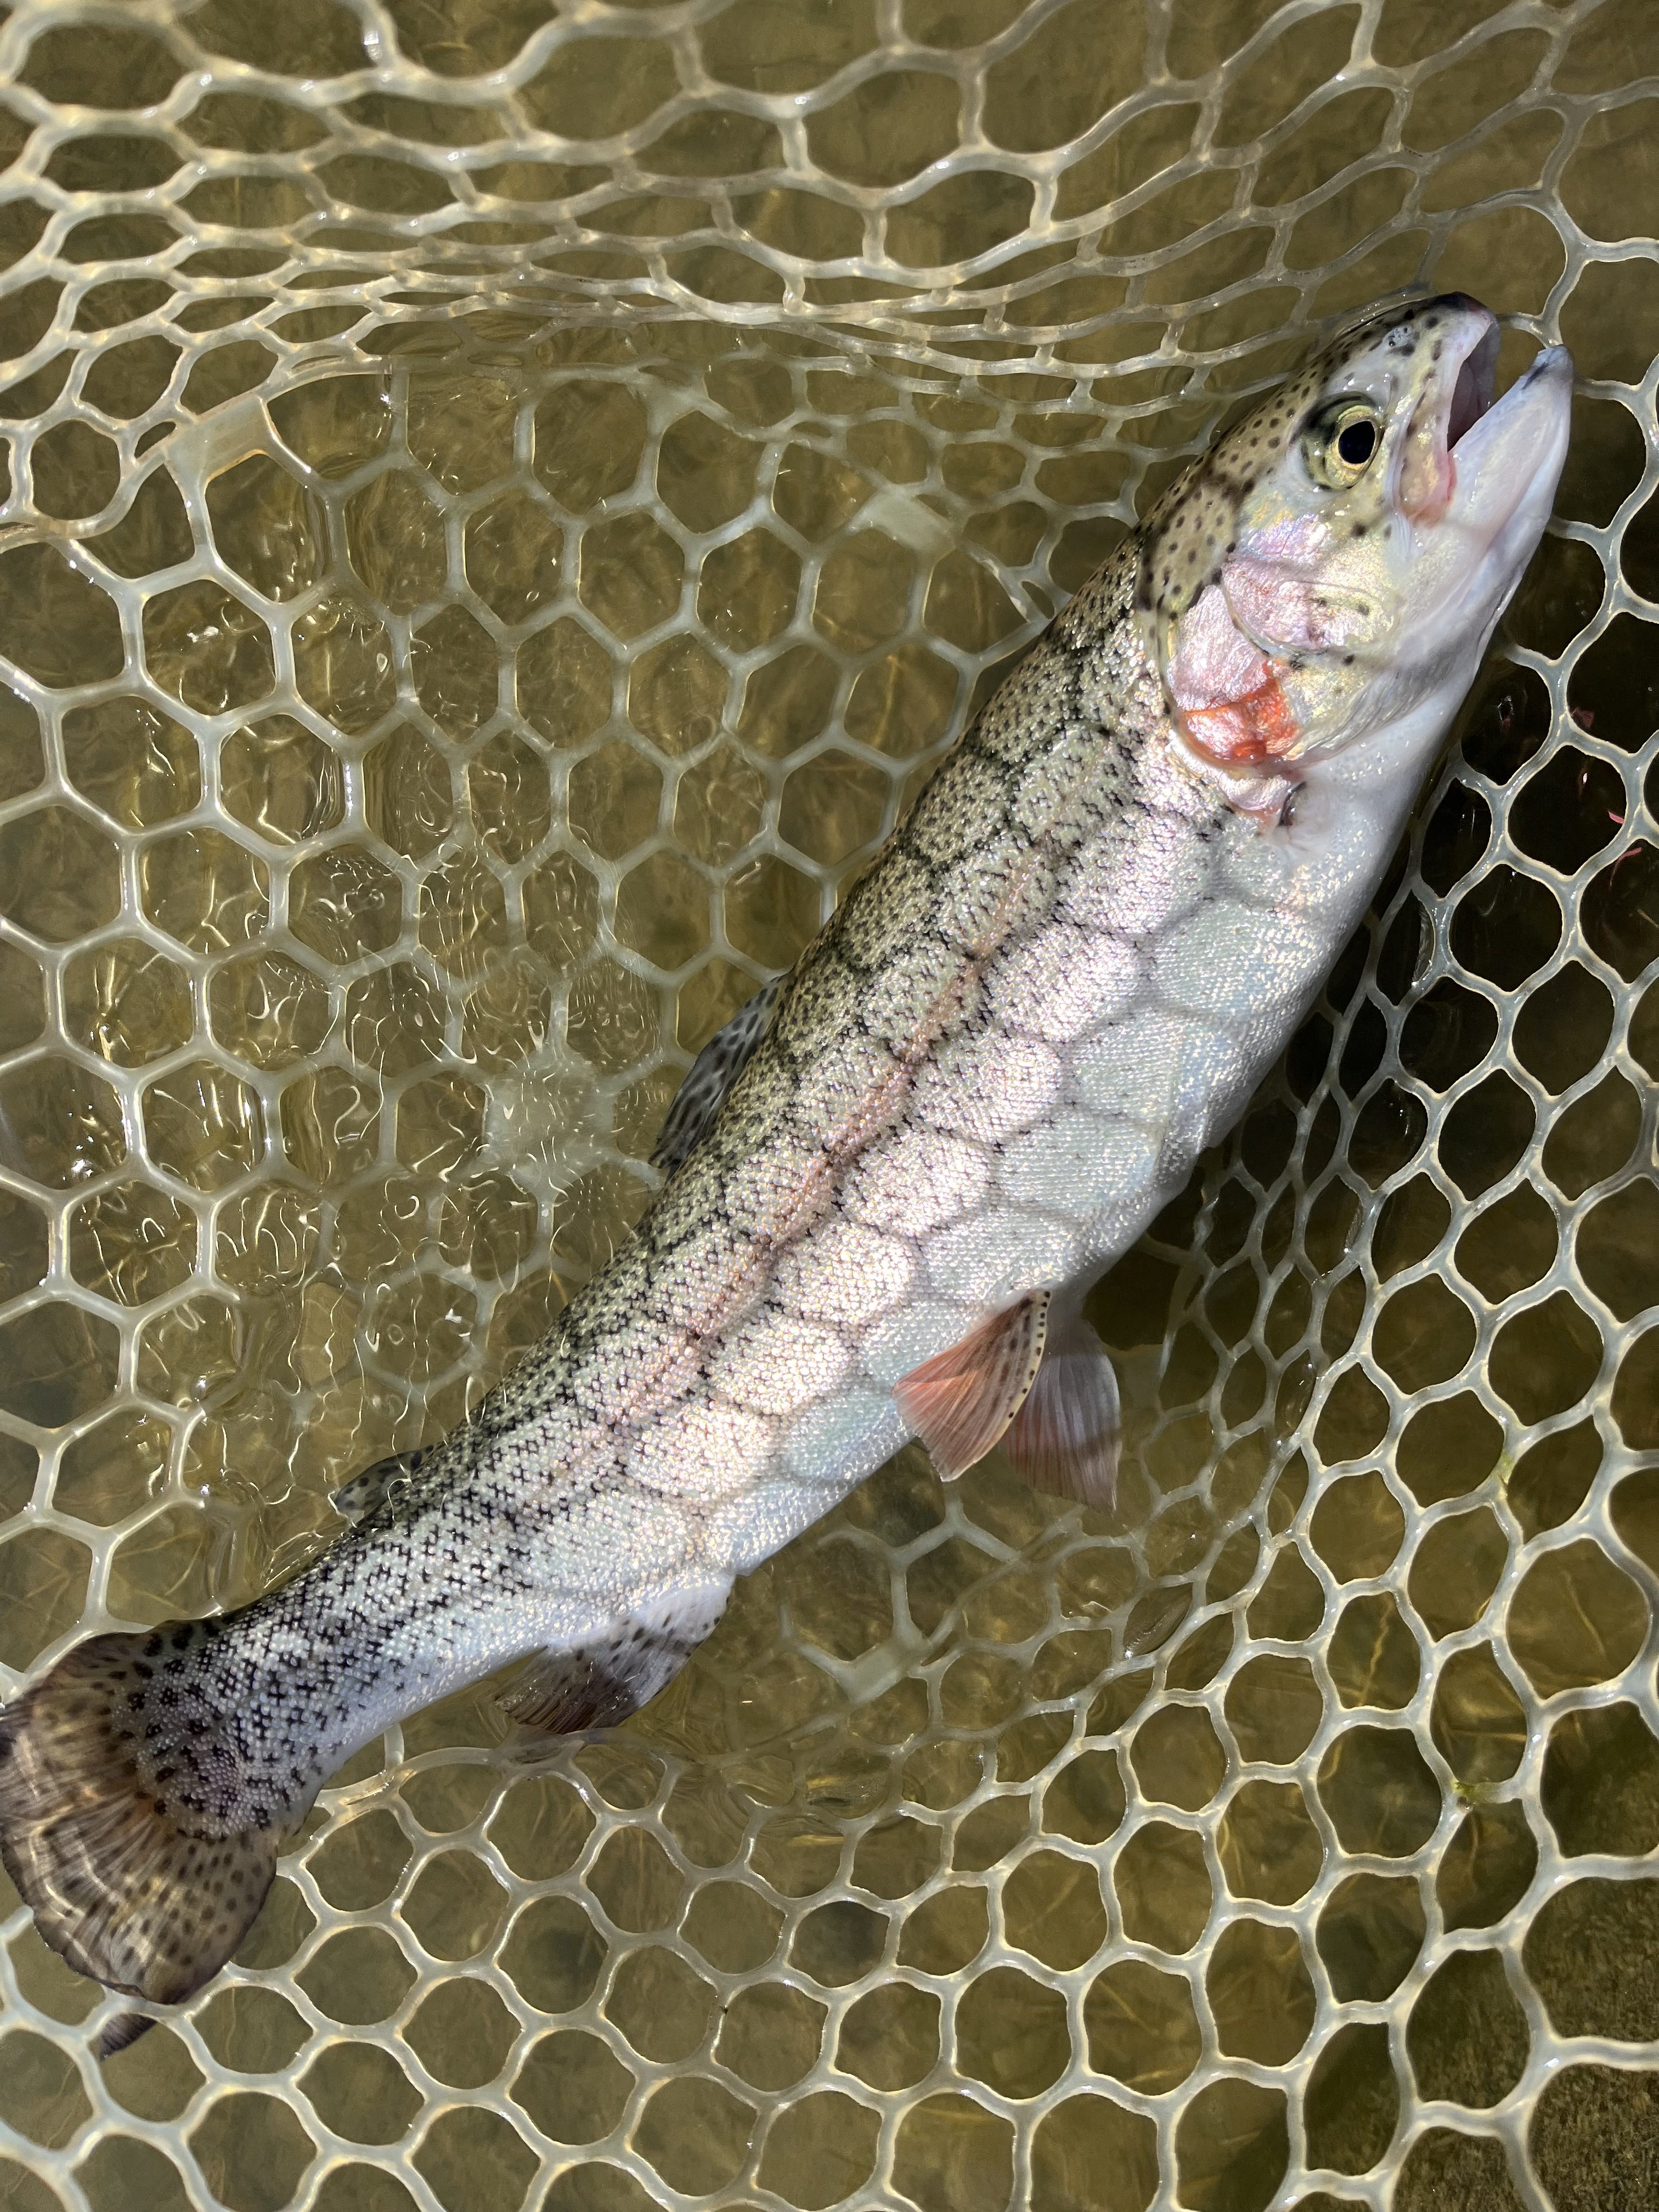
left=1005, top=1306, right=1120, bottom=1509
left=895, top=1291, right=1051, bottom=1481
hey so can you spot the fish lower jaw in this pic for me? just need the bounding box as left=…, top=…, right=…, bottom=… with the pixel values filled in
left=1406, top=346, right=1572, bottom=645
left=1300, top=658, right=1499, bottom=811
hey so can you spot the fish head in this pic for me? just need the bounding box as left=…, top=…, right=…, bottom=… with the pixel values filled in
left=1138, top=292, right=1573, bottom=778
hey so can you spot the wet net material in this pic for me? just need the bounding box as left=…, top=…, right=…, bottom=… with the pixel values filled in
left=0, top=1, right=1656, bottom=2208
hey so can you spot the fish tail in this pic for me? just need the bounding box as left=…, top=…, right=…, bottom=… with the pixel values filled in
left=0, top=1624, right=285, bottom=2036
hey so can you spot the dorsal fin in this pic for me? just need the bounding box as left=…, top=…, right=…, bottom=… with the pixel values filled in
left=651, top=970, right=791, bottom=1175
left=1005, top=1306, right=1120, bottom=1508
left=894, top=1293, right=1051, bottom=1481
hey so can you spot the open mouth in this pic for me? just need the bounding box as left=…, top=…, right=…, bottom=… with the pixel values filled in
left=1446, top=322, right=1499, bottom=450
left=1399, top=303, right=1502, bottom=521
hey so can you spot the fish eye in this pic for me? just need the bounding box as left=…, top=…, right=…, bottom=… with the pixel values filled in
left=1336, top=417, right=1376, bottom=467
left=1301, top=400, right=1384, bottom=489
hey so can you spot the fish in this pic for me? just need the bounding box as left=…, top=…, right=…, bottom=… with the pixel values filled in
left=0, top=294, right=1572, bottom=2050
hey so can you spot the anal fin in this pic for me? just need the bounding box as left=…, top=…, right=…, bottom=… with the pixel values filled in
left=895, top=1292, right=1051, bottom=1482
left=499, top=1582, right=731, bottom=1739
left=1006, top=1305, right=1120, bottom=1509
left=499, top=1648, right=635, bottom=1735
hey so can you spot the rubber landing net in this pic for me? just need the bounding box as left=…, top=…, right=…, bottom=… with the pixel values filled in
left=0, top=3, right=1655, bottom=2209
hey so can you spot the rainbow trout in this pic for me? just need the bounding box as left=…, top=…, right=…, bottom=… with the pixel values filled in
left=0, top=295, right=1571, bottom=2045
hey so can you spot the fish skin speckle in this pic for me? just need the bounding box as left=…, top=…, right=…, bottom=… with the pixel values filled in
left=0, top=293, right=1575, bottom=2033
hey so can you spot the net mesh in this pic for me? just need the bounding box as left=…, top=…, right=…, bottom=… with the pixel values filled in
left=0, top=1, right=1655, bottom=2207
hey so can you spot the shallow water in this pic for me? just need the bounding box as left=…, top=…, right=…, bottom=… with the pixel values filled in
left=0, top=1, right=1656, bottom=2208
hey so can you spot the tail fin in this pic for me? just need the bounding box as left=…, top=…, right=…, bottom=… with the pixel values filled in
left=0, top=1627, right=282, bottom=2032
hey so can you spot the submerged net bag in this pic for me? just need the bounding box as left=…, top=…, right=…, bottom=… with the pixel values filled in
left=0, top=1, right=1656, bottom=2206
